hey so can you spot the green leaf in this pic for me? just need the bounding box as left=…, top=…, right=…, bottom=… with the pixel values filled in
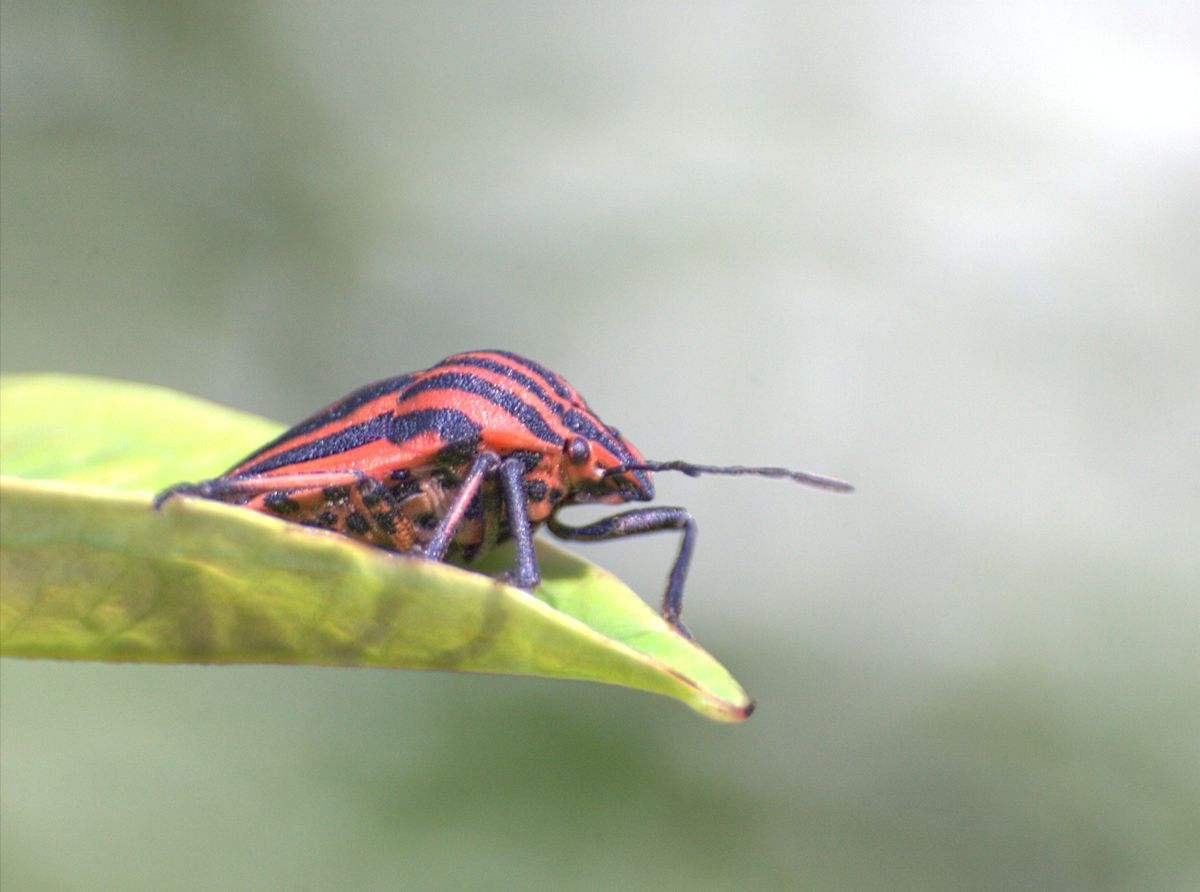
left=0, top=374, right=753, bottom=721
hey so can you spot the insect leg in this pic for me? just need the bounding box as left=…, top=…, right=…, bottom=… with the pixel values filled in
left=423, top=451, right=501, bottom=562
left=547, top=507, right=697, bottom=638
left=153, top=481, right=214, bottom=508
left=343, top=472, right=420, bottom=551
left=496, top=457, right=540, bottom=589
left=153, top=471, right=365, bottom=509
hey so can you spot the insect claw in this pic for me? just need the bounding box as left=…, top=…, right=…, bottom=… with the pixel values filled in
left=668, top=617, right=694, bottom=640
left=496, top=570, right=523, bottom=589
left=152, top=481, right=201, bottom=509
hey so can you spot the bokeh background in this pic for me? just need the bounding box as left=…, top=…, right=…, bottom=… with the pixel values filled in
left=2, top=2, right=1197, bottom=890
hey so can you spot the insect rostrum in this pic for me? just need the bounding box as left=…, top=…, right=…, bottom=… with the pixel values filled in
left=155, top=350, right=852, bottom=639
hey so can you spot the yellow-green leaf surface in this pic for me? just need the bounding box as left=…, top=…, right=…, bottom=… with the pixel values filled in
left=0, top=375, right=752, bottom=721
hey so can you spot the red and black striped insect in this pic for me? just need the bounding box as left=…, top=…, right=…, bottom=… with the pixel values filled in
left=155, top=350, right=852, bottom=638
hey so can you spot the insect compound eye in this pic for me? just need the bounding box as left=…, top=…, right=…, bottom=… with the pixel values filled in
left=565, top=436, right=591, bottom=465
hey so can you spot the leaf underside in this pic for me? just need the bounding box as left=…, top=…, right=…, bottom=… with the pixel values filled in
left=0, top=375, right=752, bottom=721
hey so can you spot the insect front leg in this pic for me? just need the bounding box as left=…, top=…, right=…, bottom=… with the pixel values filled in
left=546, top=507, right=697, bottom=639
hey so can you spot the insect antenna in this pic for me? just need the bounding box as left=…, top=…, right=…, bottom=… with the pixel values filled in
left=607, top=460, right=854, bottom=492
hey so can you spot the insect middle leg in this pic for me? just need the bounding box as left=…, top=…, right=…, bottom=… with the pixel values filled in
left=496, top=456, right=540, bottom=589
left=423, top=452, right=542, bottom=591
left=546, top=507, right=697, bottom=638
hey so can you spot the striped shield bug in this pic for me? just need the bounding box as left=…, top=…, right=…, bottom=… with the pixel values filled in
left=155, top=350, right=852, bottom=638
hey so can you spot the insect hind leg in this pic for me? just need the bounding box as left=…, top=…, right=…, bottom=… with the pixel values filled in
left=153, top=470, right=368, bottom=510
left=423, top=451, right=500, bottom=562
left=345, top=472, right=420, bottom=552
left=152, top=479, right=228, bottom=509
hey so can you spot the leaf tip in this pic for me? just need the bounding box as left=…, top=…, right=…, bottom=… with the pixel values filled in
left=714, top=696, right=756, bottom=722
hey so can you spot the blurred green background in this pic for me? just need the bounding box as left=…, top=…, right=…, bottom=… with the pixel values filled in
left=2, top=2, right=1197, bottom=890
